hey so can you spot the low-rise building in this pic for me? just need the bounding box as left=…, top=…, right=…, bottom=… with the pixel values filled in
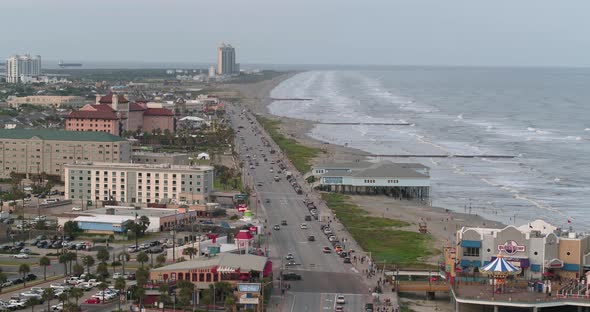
left=0, top=129, right=131, bottom=179
left=149, top=253, right=271, bottom=287
left=64, top=162, right=214, bottom=205
left=312, top=161, right=430, bottom=199
left=7, top=95, right=85, bottom=109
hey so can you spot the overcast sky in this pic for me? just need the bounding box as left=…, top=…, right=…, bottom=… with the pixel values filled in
left=1, top=0, right=589, bottom=67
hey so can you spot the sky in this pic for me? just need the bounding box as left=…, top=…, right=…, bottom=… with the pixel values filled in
left=1, top=0, right=589, bottom=67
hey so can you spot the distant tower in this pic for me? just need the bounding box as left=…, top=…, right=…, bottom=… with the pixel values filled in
left=5, top=54, right=42, bottom=83
left=217, top=43, right=238, bottom=75
left=208, top=65, right=215, bottom=78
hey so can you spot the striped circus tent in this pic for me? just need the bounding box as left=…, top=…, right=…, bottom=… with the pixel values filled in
left=480, top=255, right=521, bottom=275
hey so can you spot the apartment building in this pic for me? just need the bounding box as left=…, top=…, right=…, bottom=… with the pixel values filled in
left=0, top=129, right=131, bottom=179
left=7, top=95, right=85, bottom=109
left=64, top=162, right=214, bottom=205
left=5, top=54, right=42, bottom=83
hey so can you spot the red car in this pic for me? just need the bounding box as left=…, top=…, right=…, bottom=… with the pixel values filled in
left=84, top=298, right=101, bottom=304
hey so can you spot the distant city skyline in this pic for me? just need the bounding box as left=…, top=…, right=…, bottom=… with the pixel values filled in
left=1, top=0, right=590, bottom=67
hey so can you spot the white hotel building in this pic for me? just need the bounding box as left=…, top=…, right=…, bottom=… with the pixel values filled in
left=5, top=54, right=42, bottom=83
left=64, top=162, right=214, bottom=205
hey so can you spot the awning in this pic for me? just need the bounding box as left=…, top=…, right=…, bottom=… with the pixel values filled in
left=460, top=240, right=482, bottom=248
left=531, top=264, right=541, bottom=272
left=563, top=263, right=580, bottom=272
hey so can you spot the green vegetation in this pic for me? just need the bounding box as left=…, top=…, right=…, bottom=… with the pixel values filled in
left=225, top=70, right=282, bottom=84
left=322, top=193, right=434, bottom=267
left=256, top=116, right=320, bottom=173
left=213, top=164, right=244, bottom=192
left=0, top=109, right=18, bottom=117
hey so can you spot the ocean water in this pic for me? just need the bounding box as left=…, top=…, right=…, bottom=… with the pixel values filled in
left=268, top=68, right=590, bottom=229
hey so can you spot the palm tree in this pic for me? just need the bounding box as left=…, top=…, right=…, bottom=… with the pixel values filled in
left=66, top=252, right=77, bottom=273
left=59, top=254, right=69, bottom=275
left=182, top=247, right=197, bottom=259
left=42, top=288, right=54, bottom=312
left=69, top=287, right=83, bottom=305
left=96, top=247, right=110, bottom=264
left=156, top=254, right=166, bottom=267
left=25, top=297, right=39, bottom=312
left=57, top=293, right=68, bottom=306
left=82, top=255, right=95, bottom=276
left=118, top=252, right=130, bottom=275
left=0, top=268, right=7, bottom=292
left=39, top=257, right=50, bottom=281
left=97, top=282, right=108, bottom=303
left=19, top=263, right=30, bottom=287
left=139, top=216, right=150, bottom=234
left=136, top=252, right=149, bottom=268
left=114, top=277, right=126, bottom=312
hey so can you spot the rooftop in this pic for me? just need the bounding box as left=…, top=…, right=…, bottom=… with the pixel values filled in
left=65, top=161, right=213, bottom=171
left=151, top=253, right=267, bottom=272
left=0, top=129, right=127, bottom=142
left=73, top=215, right=134, bottom=224
left=316, top=161, right=430, bottom=178
left=144, top=107, right=174, bottom=116
left=99, top=93, right=129, bottom=104
left=88, top=206, right=181, bottom=218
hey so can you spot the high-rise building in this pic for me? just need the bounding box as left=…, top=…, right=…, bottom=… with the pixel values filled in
left=216, top=43, right=239, bottom=75
left=5, top=54, right=42, bottom=83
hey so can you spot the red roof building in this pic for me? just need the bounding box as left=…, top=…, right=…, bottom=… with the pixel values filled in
left=65, top=93, right=176, bottom=136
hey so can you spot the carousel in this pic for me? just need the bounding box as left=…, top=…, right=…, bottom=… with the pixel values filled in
left=480, top=255, right=521, bottom=295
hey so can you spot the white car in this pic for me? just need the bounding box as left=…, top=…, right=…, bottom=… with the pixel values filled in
left=112, top=272, right=123, bottom=279
left=76, top=282, right=93, bottom=290
left=14, top=253, right=29, bottom=259
left=71, top=207, right=82, bottom=211
left=300, top=223, right=308, bottom=229
left=51, top=303, right=63, bottom=311
left=336, top=295, right=345, bottom=304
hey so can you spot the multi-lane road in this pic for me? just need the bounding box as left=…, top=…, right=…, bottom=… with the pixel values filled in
left=227, top=105, right=370, bottom=312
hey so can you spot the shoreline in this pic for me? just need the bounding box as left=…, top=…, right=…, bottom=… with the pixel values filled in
left=222, top=71, right=506, bottom=260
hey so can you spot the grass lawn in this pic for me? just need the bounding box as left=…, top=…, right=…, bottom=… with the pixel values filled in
left=322, top=193, right=434, bottom=267
left=256, top=116, right=320, bottom=173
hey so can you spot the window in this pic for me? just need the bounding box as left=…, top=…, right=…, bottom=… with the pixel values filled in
left=463, top=247, right=480, bottom=257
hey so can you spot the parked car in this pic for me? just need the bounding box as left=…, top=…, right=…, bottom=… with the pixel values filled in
left=308, top=235, right=315, bottom=242
left=322, top=246, right=332, bottom=253
left=273, top=225, right=280, bottom=230
left=13, top=253, right=29, bottom=259
left=25, top=273, right=37, bottom=281
left=84, top=298, right=100, bottom=304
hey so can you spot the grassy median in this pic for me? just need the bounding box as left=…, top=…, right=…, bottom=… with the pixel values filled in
left=256, top=116, right=320, bottom=173
left=322, top=193, right=434, bottom=267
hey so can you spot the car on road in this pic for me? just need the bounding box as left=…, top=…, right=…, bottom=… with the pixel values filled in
left=336, top=295, right=345, bottom=304
left=20, top=248, right=32, bottom=254
left=127, top=245, right=138, bottom=253
left=250, top=166, right=255, bottom=169
left=281, top=272, right=302, bottom=281
left=335, top=306, right=344, bottom=312
left=285, top=253, right=294, bottom=261
left=322, top=246, right=332, bottom=253
left=256, top=182, right=263, bottom=187
left=285, top=260, right=296, bottom=266
left=1, top=280, right=12, bottom=288
left=13, top=253, right=29, bottom=259
left=343, top=257, right=351, bottom=264
left=25, top=274, right=36, bottom=281
left=113, top=272, right=123, bottom=279
left=281, top=220, right=287, bottom=225
left=71, top=207, right=82, bottom=211
left=304, top=215, right=312, bottom=221
left=300, top=223, right=308, bottom=229
left=265, top=199, right=270, bottom=204
left=308, top=235, right=315, bottom=241
left=273, top=225, right=280, bottom=230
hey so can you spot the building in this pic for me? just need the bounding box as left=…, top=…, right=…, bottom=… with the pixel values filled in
left=217, top=43, right=239, bottom=75
left=312, top=161, right=430, bottom=199
left=455, top=220, right=590, bottom=280
left=132, top=152, right=190, bottom=165
left=149, top=252, right=271, bottom=288
left=0, top=129, right=131, bottom=179
left=65, top=93, right=176, bottom=136
left=5, top=54, right=41, bottom=83
left=208, top=65, right=215, bottom=78
left=7, top=96, right=85, bottom=109
left=449, top=220, right=590, bottom=311
left=64, top=162, right=214, bottom=205
left=68, top=206, right=198, bottom=234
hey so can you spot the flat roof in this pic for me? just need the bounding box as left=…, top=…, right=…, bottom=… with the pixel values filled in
left=73, top=215, right=134, bottom=224
left=354, top=163, right=429, bottom=179
left=87, top=207, right=180, bottom=218
left=0, top=129, right=127, bottom=142
left=151, top=253, right=268, bottom=272
left=65, top=161, right=213, bottom=171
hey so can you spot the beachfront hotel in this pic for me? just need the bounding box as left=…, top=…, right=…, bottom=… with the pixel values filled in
left=311, top=161, right=430, bottom=200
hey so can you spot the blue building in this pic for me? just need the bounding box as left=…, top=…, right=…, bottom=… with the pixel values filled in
left=73, top=215, right=134, bottom=234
